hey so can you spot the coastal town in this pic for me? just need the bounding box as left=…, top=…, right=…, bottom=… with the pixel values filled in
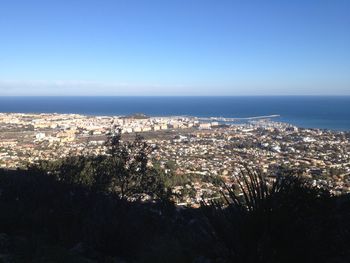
left=1, top=112, right=350, bottom=205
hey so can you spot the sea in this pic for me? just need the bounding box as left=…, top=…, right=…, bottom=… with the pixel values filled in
left=0, top=96, right=349, bottom=131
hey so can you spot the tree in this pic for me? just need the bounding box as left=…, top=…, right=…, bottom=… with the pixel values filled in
left=31, top=129, right=171, bottom=202
left=103, top=130, right=153, bottom=199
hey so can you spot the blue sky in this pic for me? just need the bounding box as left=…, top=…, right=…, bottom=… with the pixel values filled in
left=0, top=0, right=349, bottom=95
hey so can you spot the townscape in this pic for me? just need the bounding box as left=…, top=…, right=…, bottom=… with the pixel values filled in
left=1, top=112, right=350, bottom=205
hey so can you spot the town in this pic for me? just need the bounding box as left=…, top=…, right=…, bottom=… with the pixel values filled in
left=1, top=112, right=350, bottom=205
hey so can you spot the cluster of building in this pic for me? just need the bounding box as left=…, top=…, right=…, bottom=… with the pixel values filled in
left=1, top=113, right=350, bottom=205
left=151, top=122, right=350, bottom=204
left=0, top=113, right=216, bottom=168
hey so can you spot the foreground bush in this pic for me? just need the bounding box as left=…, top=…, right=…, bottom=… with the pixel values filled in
left=203, top=169, right=350, bottom=263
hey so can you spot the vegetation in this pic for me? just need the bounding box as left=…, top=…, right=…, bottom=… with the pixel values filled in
left=203, top=169, right=340, bottom=262
left=0, top=134, right=350, bottom=262
left=30, top=132, right=172, bottom=201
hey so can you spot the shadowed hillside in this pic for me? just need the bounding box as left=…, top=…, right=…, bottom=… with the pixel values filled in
left=0, top=135, right=350, bottom=262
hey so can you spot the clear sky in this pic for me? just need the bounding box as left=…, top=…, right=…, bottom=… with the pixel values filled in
left=0, top=0, right=349, bottom=96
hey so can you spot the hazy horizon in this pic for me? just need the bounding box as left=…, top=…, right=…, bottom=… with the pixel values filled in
left=1, top=94, right=350, bottom=97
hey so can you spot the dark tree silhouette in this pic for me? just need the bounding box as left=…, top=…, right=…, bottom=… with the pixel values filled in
left=29, top=130, right=171, bottom=201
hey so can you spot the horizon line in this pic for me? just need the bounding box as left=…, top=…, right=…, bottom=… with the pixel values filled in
left=1, top=95, right=350, bottom=97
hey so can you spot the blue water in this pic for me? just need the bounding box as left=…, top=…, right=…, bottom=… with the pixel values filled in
left=0, top=96, right=349, bottom=131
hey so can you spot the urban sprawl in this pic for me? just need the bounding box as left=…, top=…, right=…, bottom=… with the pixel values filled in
left=1, top=113, right=350, bottom=205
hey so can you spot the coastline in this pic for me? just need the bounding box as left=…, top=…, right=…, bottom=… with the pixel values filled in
left=0, top=96, right=349, bottom=131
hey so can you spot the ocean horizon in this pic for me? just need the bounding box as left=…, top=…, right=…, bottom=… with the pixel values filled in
left=0, top=96, right=349, bottom=131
